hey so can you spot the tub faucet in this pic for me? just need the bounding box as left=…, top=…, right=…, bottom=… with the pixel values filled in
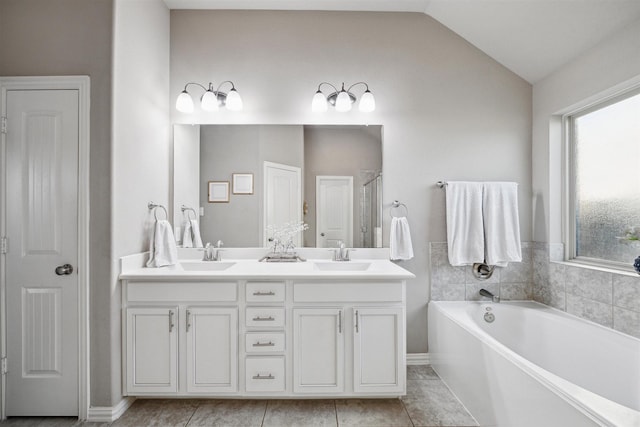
left=479, top=288, right=500, bottom=303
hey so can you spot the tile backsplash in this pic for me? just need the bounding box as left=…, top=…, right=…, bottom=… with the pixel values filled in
left=429, top=241, right=640, bottom=339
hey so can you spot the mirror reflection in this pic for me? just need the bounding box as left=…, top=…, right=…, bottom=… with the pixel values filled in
left=172, top=124, right=383, bottom=248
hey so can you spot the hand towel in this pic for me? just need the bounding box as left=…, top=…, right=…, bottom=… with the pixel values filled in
left=482, top=182, right=522, bottom=267
left=446, top=181, right=485, bottom=266
left=390, top=217, right=414, bottom=261
left=182, top=220, right=194, bottom=248
left=146, top=220, right=178, bottom=267
left=189, top=219, right=204, bottom=248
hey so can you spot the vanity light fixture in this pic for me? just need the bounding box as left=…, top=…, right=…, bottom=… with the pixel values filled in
left=176, top=81, right=243, bottom=113
left=311, top=82, right=375, bottom=113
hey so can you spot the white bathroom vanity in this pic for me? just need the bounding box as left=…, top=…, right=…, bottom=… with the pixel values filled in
left=119, top=249, right=414, bottom=399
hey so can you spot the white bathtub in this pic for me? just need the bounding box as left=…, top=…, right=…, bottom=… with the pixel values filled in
left=428, top=301, right=640, bottom=427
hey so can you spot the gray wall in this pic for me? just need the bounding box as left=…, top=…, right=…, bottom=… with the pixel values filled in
left=171, top=10, right=533, bottom=353
left=199, top=125, right=304, bottom=246
left=0, top=0, right=114, bottom=406
left=303, top=126, right=382, bottom=247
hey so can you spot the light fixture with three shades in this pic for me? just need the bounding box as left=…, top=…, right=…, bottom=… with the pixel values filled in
left=175, top=80, right=243, bottom=113
left=311, top=82, right=375, bottom=113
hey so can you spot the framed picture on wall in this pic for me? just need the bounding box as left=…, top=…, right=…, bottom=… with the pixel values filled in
left=232, top=173, right=254, bottom=195
left=208, top=181, right=229, bottom=203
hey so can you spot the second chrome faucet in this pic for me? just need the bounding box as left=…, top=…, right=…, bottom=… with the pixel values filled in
left=203, top=240, right=224, bottom=261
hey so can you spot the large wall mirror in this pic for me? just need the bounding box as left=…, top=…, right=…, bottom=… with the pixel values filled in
left=173, top=124, right=383, bottom=248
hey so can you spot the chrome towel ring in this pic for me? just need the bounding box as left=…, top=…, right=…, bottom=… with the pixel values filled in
left=148, top=202, right=168, bottom=221
left=181, top=205, right=197, bottom=221
left=390, top=200, right=409, bottom=218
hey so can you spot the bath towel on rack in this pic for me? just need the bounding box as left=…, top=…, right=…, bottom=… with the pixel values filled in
left=445, top=181, right=485, bottom=266
left=147, top=219, right=178, bottom=267
left=483, top=182, right=521, bottom=267
left=390, top=217, right=414, bottom=261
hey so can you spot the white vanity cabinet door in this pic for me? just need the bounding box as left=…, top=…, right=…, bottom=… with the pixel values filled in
left=293, top=308, right=344, bottom=393
left=126, top=307, right=178, bottom=394
left=353, top=307, right=405, bottom=393
left=185, top=307, right=238, bottom=393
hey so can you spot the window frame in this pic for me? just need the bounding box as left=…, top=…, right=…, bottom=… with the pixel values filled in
left=563, top=86, right=640, bottom=272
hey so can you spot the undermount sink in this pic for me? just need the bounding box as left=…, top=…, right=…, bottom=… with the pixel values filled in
left=313, top=262, right=372, bottom=271
left=180, top=261, right=236, bottom=271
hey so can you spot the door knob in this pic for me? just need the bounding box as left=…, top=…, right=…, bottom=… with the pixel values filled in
left=320, top=233, right=325, bottom=237
left=55, top=264, right=74, bottom=275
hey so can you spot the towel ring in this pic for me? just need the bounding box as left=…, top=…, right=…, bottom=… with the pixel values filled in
left=148, top=202, right=168, bottom=221
left=181, top=205, right=197, bottom=221
left=390, top=200, right=409, bottom=218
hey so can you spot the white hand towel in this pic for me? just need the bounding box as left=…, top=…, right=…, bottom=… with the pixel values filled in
left=446, top=181, right=485, bottom=266
left=182, top=220, right=193, bottom=248
left=483, top=182, right=522, bottom=267
left=189, top=219, right=203, bottom=248
left=390, top=217, right=414, bottom=261
left=146, top=220, right=178, bottom=267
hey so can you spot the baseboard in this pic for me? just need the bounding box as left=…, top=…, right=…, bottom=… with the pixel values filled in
left=86, top=396, right=135, bottom=422
left=407, top=353, right=430, bottom=365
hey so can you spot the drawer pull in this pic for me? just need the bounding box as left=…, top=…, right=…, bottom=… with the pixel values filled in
left=253, top=341, right=275, bottom=347
left=253, top=291, right=276, bottom=296
left=253, top=373, right=275, bottom=380
left=252, top=316, right=275, bottom=321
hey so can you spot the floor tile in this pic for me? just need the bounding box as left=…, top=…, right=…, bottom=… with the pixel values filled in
left=403, top=380, right=478, bottom=427
left=407, top=365, right=439, bottom=380
left=262, top=399, right=337, bottom=427
left=187, top=400, right=266, bottom=426
left=336, top=399, right=412, bottom=427
left=111, top=399, right=200, bottom=427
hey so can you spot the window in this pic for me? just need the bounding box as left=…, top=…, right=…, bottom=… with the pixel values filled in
left=567, top=89, right=640, bottom=269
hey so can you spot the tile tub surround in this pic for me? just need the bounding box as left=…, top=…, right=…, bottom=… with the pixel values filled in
left=1, top=366, right=477, bottom=427
left=430, top=241, right=640, bottom=338
left=532, top=242, right=640, bottom=339
left=429, top=242, right=534, bottom=302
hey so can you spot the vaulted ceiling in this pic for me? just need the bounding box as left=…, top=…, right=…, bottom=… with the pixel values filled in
left=163, top=0, right=640, bottom=83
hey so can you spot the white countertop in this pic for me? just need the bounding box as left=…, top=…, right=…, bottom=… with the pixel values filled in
left=120, top=253, right=415, bottom=281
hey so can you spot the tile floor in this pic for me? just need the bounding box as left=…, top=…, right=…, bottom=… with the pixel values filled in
left=1, top=366, right=478, bottom=427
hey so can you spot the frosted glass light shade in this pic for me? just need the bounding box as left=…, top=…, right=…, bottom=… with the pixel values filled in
left=225, top=88, right=243, bottom=111
left=200, top=90, right=219, bottom=112
left=312, top=91, right=328, bottom=112
left=176, top=91, right=194, bottom=113
left=358, top=90, right=376, bottom=112
left=335, top=90, right=352, bottom=112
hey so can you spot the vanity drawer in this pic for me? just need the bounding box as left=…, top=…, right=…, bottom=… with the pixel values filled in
left=246, top=282, right=285, bottom=302
left=126, top=281, right=237, bottom=302
left=246, top=308, right=285, bottom=328
left=293, top=282, right=403, bottom=303
left=245, top=332, right=285, bottom=353
left=245, top=357, right=285, bottom=392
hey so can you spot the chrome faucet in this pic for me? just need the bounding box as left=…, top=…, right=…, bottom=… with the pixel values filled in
left=332, top=241, right=351, bottom=261
left=203, top=240, right=224, bottom=261
left=479, top=288, right=500, bottom=303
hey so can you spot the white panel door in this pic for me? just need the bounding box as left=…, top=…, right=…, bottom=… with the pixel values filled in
left=263, top=161, right=302, bottom=247
left=353, top=307, right=405, bottom=393
left=5, top=89, right=79, bottom=415
left=185, top=307, right=237, bottom=393
left=293, top=308, right=344, bottom=393
left=316, top=176, right=353, bottom=248
left=126, top=307, right=179, bottom=394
